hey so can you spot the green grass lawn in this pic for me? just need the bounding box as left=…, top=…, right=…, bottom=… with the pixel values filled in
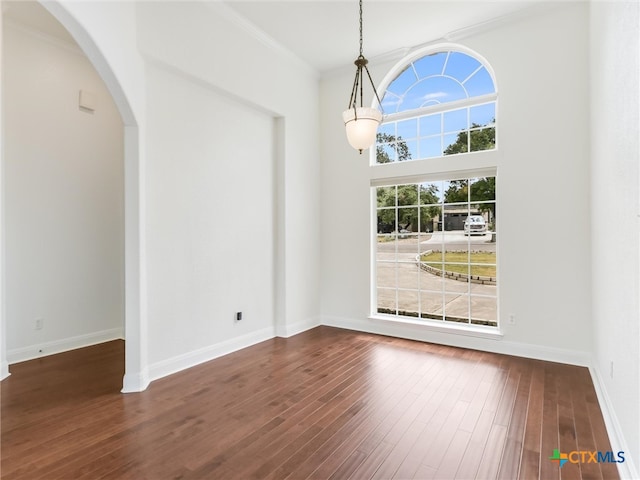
left=421, top=251, right=496, bottom=277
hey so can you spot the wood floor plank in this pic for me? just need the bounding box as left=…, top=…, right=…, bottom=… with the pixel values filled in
left=454, top=408, right=498, bottom=479
left=557, top=366, right=582, bottom=480
left=1, top=327, right=620, bottom=480
left=570, top=368, right=604, bottom=480
left=433, top=429, right=473, bottom=479
left=497, top=359, right=532, bottom=480
left=539, top=365, right=562, bottom=480
left=519, top=363, right=545, bottom=480
left=475, top=424, right=508, bottom=479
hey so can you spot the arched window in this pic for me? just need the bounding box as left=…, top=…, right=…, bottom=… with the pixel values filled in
left=371, top=46, right=499, bottom=331
left=375, top=49, right=497, bottom=163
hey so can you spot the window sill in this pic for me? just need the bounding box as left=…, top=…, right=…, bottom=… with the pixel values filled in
left=368, top=314, right=504, bottom=340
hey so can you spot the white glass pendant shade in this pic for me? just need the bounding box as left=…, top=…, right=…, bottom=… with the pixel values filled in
left=342, top=107, right=382, bottom=152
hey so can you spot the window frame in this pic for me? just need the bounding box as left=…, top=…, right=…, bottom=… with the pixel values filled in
left=372, top=45, right=498, bottom=167
left=369, top=45, right=501, bottom=337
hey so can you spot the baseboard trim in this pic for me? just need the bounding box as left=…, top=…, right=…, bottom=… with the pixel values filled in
left=1, top=361, right=10, bottom=381
left=121, top=368, right=150, bottom=394
left=321, top=315, right=591, bottom=366
left=7, top=327, right=125, bottom=365
left=275, top=316, right=321, bottom=338
left=589, top=365, right=639, bottom=480
left=148, top=326, right=276, bottom=383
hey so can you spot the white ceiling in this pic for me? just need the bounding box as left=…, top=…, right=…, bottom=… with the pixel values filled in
left=3, top=1, right=543, bottom=74
left=222, top=1, right=542, bottom=73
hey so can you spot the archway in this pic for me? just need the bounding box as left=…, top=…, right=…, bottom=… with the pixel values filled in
left=0, top=1, right=147, bottom=392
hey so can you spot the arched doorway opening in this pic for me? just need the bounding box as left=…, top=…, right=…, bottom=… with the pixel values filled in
left=0, top=1, right=146, bottom=392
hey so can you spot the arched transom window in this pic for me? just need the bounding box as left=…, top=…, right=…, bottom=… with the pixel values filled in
left=376, top=50, right=497, bottom=163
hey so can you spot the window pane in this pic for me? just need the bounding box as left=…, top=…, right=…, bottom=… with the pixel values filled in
left=444, top=293, right=469, bottom=323
left=381, top=92, right=401, bottom=114
left=405, top=140, right=418, bottom=161
left=376, top=211, right=395, bottom=230
left=397, top=118, right=418, bottom=140
left=445, top=52, right=482, bottom=84
left=463, top=67, right=495, bottom=97
left=373, top=177, right=497, bottom=329
left=443, top=132, right=466, bottom=155
left=403, top=232, right=421, bottom=255
left=376, top=186, right=396, bottom=208
left=419, top=182, right=443, bottom=205
left=419, top=137, right=442, bottom=159
left=420, top=290, right=444, bottom=320
left=444, top=274, right=470, bottom=294
left=419, top=114, right=441, bottom=136
left=423, top=204, right=443, bottom=240
left=397, top=184, right=418, bottom=206
left=398, top=290, right=420, bottom=318
left=377, top=288, right=396, bottom=315
left=376, top=137, right=413, bottom=163
left=398, top=264, right=419, bottom=291
left=377, top=262, right=396, bottom=288
left=376, top=232, right=397, bottom=261
left=443, top=109, right=468, bottom=134
left=406, top=77, right=466, bottom=109
left=420, top=206, right=437, bottom=233
left=397, top=207, right=418, bottom=231
left=386, top=65, right=418, bottom=96
left=378, top=122, right=396, bottom=137
left=377, top=143, right=397, bottom=163
left=443, top=180, right=468, bottom=204
left=470, top=295, right=497, bottom=326
left=470, top=103, right=495, bottom=127
left=421, top=251, right=443, bottom=273
left=470, top=127, right=495, bottom=152
left=413, top=52, right=447, bottom=79
left=443, top=207, right=465, bottom=244
left=469, top=178, right=496, bottom=202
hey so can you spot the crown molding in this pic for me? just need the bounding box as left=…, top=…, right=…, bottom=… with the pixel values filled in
left=444, top=2, right=560, bottom=42
left=207, top=1, right=318, bottom=79
left=322, top=2, right=559, bottom=79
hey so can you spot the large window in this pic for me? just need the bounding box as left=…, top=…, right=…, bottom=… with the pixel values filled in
left=375, top=177, right=497, bottom=327
left=372, top=47, right=498, bottom=329
left=376, top=50, right=496, bottom=164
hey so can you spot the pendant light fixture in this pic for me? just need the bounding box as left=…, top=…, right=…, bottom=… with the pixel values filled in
left=342, top=0, right=383, bottom=154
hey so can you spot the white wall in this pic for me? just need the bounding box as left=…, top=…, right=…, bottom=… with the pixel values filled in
left=144, top=63, right=276, bottom=374
left=320, top=3, right=593, bottom=363
left=135, top=2, right=320, bottom=379
left=41, top=0, right=148, bottom=392
left=3, top=21, right=124, bottom=362
left=590, top=1, right=640, bottom=477
left=0, top=1, right=322, bottom=387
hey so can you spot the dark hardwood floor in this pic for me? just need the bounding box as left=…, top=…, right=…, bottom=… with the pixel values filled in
left=1, top=326, right=619, bottom=480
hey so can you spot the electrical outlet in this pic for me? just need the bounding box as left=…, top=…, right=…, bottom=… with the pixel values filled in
left=236, top=312, right=242, bottom=321
left=35, top=318, right=44, bottom=330
left=508, top=314, right=516, bottom=325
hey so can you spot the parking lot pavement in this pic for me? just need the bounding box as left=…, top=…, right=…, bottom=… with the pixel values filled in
left=424, top=231, right=495, bottom=245
left=377, top=231, right=496, bottom=254
left=376, top=231, right=497, bottom=322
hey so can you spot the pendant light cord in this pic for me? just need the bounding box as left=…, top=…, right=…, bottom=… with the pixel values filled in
left=346, top=0, right=383, bottom=113
left=359, top=0, right=364, bottom=58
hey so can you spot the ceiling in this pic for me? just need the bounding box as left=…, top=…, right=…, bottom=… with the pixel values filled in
left=3, top=1, right=542, bottom=74
left=222, top=1, right=542, bottom=73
